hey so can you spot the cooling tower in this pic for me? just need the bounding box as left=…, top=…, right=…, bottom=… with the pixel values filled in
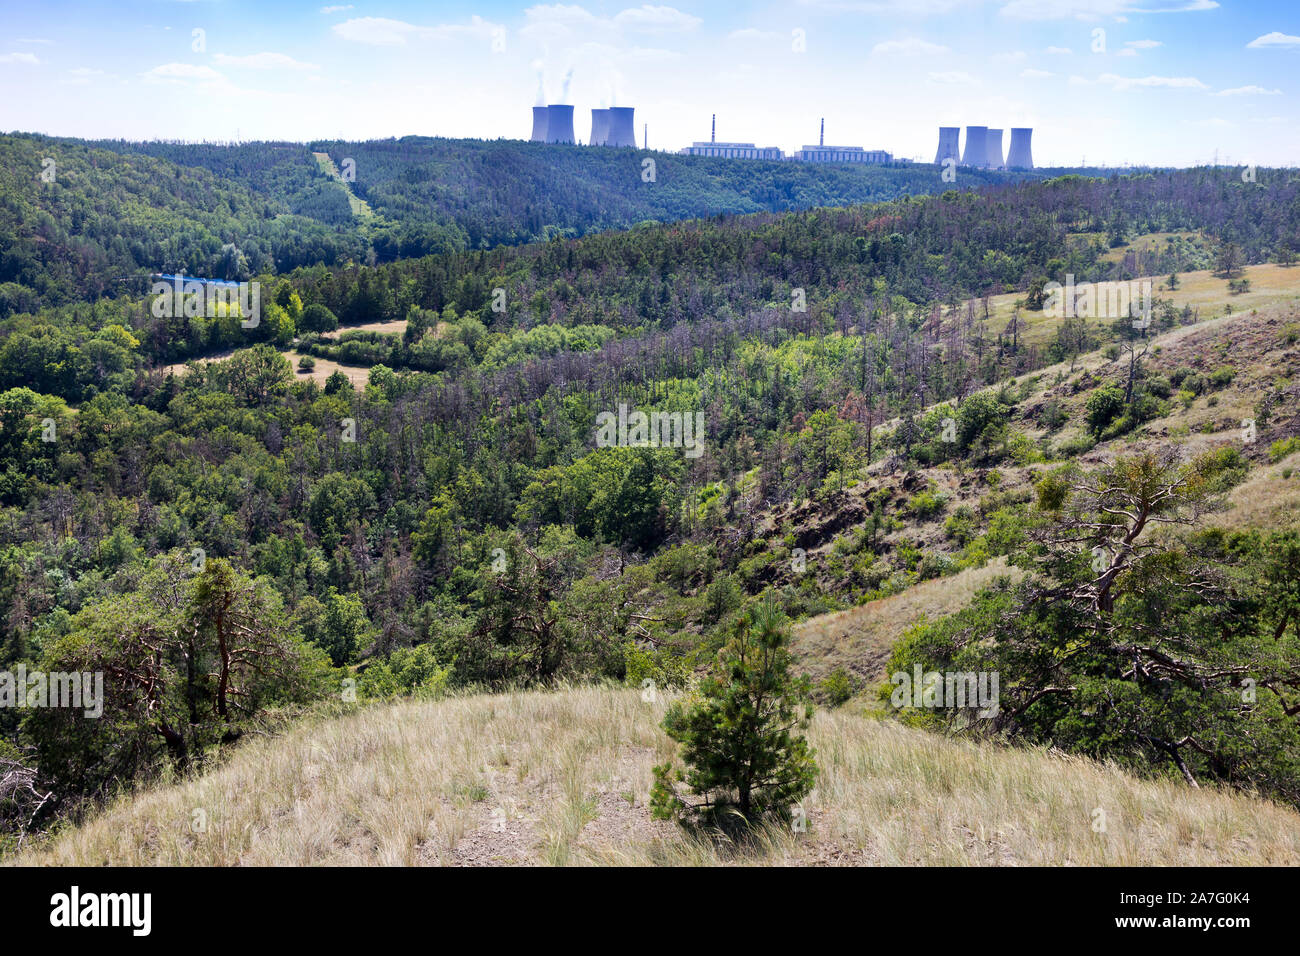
left=1006, top=128, right=1034, bottom=169
left=545, top=104, right=575, bottom=144
left=530, top=107, right=549, bottom=143
left=934, top=126, right=960, bottom=166
left=590, top=108, right=611, bottom=146
left=605, top=107, right=636, bottom=148
left=985, top=128, right=1004, bottom=169
left=961, top=126, right=988, bottom=166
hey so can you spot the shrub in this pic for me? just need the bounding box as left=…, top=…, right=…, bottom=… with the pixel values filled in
left=818, top=667, right=856, bottom=708
left=1270, top=437, right=1300, bottom=463
left=651, top=601, right=817, bottom=828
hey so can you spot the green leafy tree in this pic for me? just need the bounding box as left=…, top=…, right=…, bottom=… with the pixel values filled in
left=651, top=601, right=817, bottom=827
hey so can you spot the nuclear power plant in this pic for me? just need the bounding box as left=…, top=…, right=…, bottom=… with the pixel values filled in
left=589, top=108, right=610, bottom=146
left=961, top=127, right=988, bottom=167
left=938, top=125, right=1033, bottom=169
left=530, top=107, right=549, bottom=143
left=605, top=107, right=636, bottom=148
left=544, top=105, right=575, bottom=144
left=1006, top=128, right=1034, bottom=169
left=985, top=128, right=1004, bottom=169
left=934, top=127, right=960, bottom=166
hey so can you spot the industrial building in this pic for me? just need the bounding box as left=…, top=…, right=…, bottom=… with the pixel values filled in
left=934, top=126, right=960, bottom=166
left=589, top=108, right=610, bottom=146
left=680, top=114, right=780, bottom=159
left=544, top=104, right=574, bottom=144
left=1006, top=128, right=1034, bottom=169
left=530, top=107, right=549, bottom=143
left=985, top=128, right=1004, bottom=169
left=604, top=107, right=636, bottom=147
left=939, top=125, right=1033, bottom=169
left=961, top=126, right=988, bottom=166
left=795, top=119, right=891, bottom=163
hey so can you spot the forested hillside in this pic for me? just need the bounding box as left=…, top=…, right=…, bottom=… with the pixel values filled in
left=2, top=160, right=1299, bottom=854
left=5, top=131, right=1049, bottom=313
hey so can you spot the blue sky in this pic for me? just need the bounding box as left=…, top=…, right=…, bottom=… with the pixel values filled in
left=1, top=0, right=1297, bottom=166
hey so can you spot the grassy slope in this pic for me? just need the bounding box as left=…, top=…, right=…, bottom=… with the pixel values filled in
left=16, top=685, right=1300, bottom=867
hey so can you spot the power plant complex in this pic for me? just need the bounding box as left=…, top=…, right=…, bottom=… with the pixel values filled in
left=528, top=101, right=1033, bottom=170
left=942, top=125, right=1033, bottom=169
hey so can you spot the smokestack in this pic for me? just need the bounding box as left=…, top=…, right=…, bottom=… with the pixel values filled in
left=545, top=104, right=575, bottom=144
left=819, top=117, right=824, bottom=147
left=605, top=106, right=635, bottom=147
left=643, top=123, right=647, bottom=150
left=985, top=128, right=1004, bottom=169
left=1006, top=127, right=1034, bottom=169
left=590, top=108, right=611, bottom=146
left=961, top=126, right=988, bottom=167
left=530, top=106, right=549, bottom=143
left=934, top=126, right=960, bottom=166
left=711, top=113, right=715, bottom=143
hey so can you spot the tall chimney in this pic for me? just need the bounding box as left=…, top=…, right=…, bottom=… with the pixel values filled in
left=711, top=113, right=715, bottom=143
left=819, top=117, right=824, bottom=147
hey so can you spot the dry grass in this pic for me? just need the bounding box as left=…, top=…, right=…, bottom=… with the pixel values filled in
left=791, top=558, right=1022, bottom=689
left=967, top=260, right=1300, bottom=349
left=16, top=685, right=1300, bottom=867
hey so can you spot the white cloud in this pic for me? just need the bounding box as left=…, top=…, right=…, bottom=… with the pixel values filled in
left=0, top=52, right=40, bottom=65
left=928, top=70, right=975, bottom=84
left=212, top=52, right=321, bottom=70
left=1000, top=0, right=1216, bottom=20
left=872, top=37, right=950, bottom=56
left=332, top=17, right=427, bottom=45
left=727, top=28, right=781, bottom=41
left=1247, top=31, right=1300, bottom=49
left=141, top=63, right=226, bottom=83
left=612, top=5, right=701, bottom=32
left=1213, top=85, right=1282, bottom=96
left=320, top=5, right=353, bottom=12
left=332, top=15, right=501, bottom=46
left=993, top=50, right=1027, bottom=62
left=1021, top=68, right=1055, bottom=78
left=1126, top=39, right=1162, bottom=48
left=1097, top=72, right=1207, bottom=90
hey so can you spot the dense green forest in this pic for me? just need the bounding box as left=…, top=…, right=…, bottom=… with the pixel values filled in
left=4, top=131, right=1048, bottom=313
left=1, top=155, right=1299, bottom=849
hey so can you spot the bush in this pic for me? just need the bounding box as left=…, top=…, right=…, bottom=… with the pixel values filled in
left=1269, top=436, right=1300, bottom=463
left=651, top=601, right=817, bottom=828
left=297, top=355, right=316, bottom=372
left=818, top=667, right=856, bottom=708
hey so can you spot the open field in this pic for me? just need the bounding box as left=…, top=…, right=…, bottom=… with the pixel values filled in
left=17, top=685, right=1300, bottom=867
left=160, top=316, right=406, bottom=387
left=973, top=261, right=1300, bottom=349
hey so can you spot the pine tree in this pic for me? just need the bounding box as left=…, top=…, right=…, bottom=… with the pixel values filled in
left=651, top=600, right=817, bottom=828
